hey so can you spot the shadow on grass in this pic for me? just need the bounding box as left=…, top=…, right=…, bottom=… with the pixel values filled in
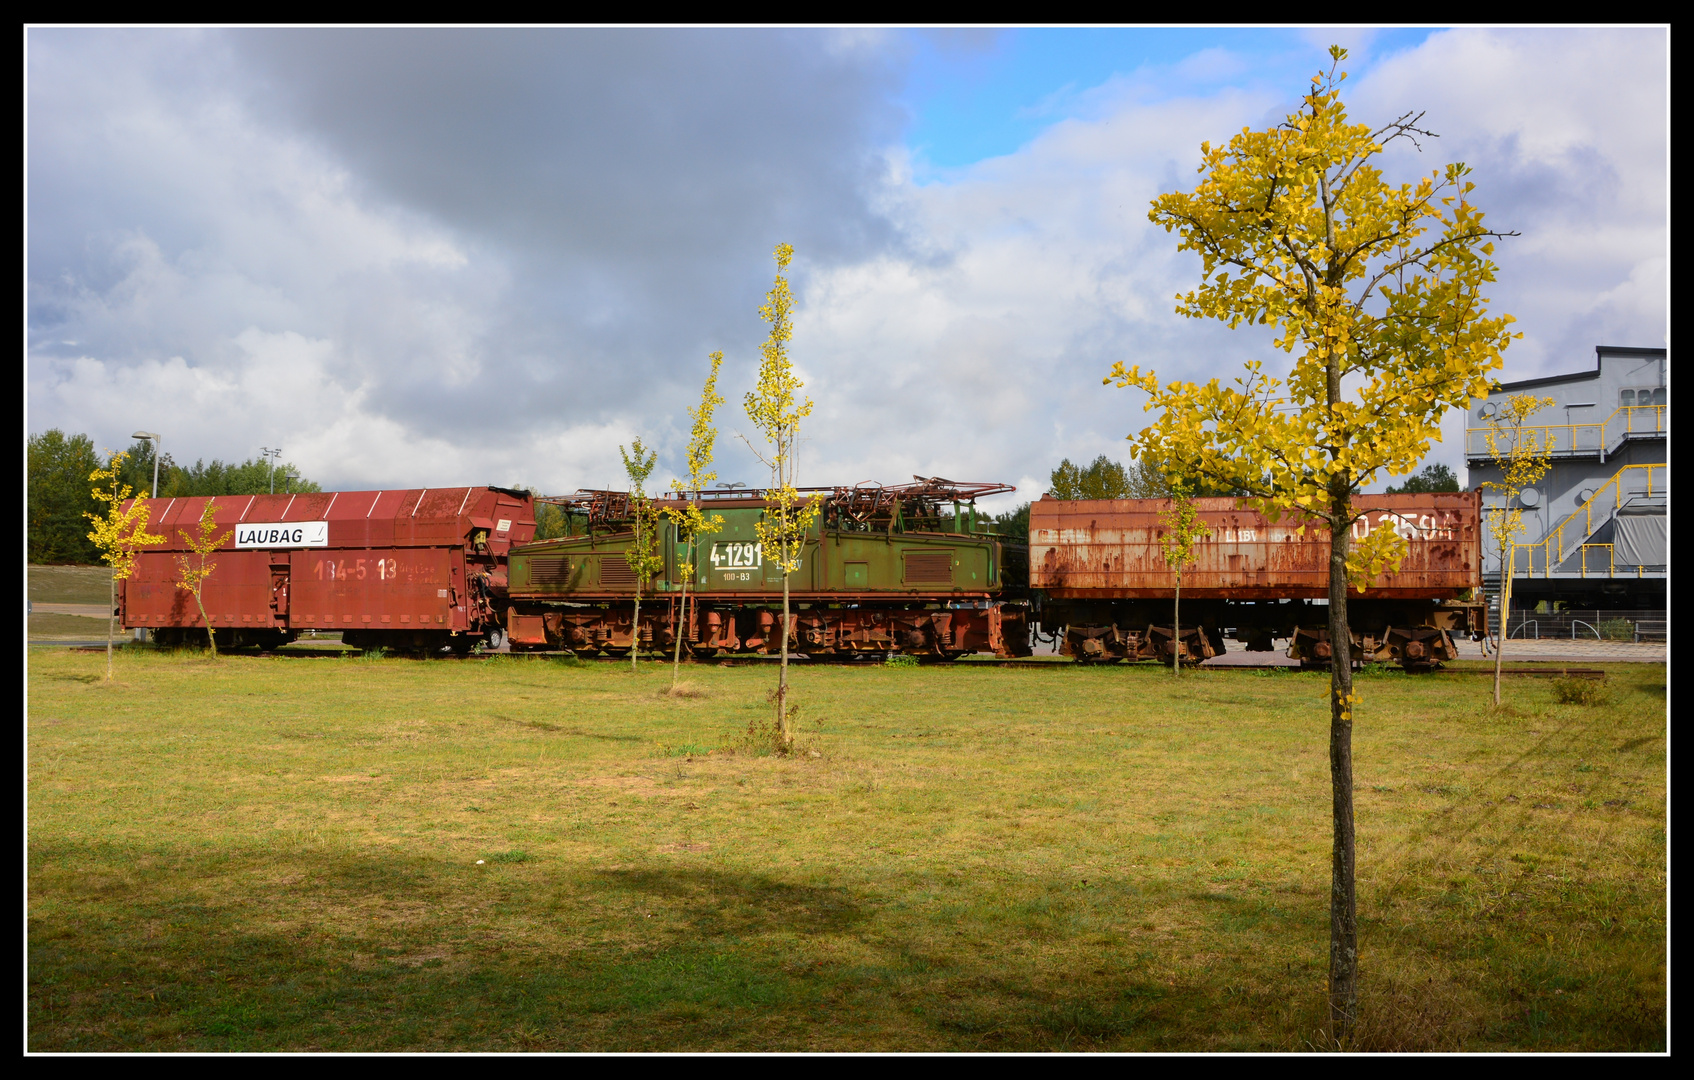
left=28, top=838, right=1661, bottom=1052
left=28, top=842, right=1251, bottom=1051
left=595, top=866, right=867, bottom=937
left=490, top=715, right=645, bottom=742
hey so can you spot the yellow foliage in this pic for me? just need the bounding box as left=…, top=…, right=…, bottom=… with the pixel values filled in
left=174, top=499, right=232, bottom=656
left=1478, top=394, right=1556, bottom=618
left=744, top=243, right=824, bottom=573
left=618, top=437, right=665, bottom=586
left=173, top=500, right=231, bottom=595
left=1157, top=491, right=1212, bottom=573
left=1105, top=47, right=1519, bottom=584
left=86, top=449, right=165, bottom=582
left=666, top=351, right=728, bottom=560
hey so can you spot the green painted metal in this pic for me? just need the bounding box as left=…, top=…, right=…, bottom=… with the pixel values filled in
left=508, top=507, right=1008, bottom=601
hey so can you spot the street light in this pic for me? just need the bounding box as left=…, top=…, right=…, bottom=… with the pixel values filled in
left=260, top=447, right=282, bottom=493
left=131, top=431, right=162, bottom=498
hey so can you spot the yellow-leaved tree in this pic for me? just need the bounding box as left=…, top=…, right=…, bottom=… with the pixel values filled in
left=1478, top=394, right=1556, bottom=706
left=743, top=243, right=824, bottom=750
left=85, top=449, right=165, bottom=680
left=1106, top=47, right=1519, bottom=1040
left=666, top=352, right=728, bottom=690
left=1158, top=488, right=1212, bottom=677
left=175, top=500, right=232, bottom=657
left=619, top=438, right=664, bottom=673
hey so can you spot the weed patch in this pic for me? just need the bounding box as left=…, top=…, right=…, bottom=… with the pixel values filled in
left=1552, top=677, right=1609, bottom=706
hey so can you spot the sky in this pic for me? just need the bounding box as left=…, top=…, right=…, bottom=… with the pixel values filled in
left=25, top=27, right=1669, bottom=514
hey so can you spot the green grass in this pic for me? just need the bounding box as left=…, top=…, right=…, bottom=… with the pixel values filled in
left=29, top=613, right=115, bottom=640
left=29, top=564, right=114, bottom=605
left=28, top=652, right=1665, bottom=1051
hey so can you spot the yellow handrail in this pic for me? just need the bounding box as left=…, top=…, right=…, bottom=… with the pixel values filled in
left=1466, top=404, right=1664, bottom=458
left=1509, top=463, right=1667, bottom=577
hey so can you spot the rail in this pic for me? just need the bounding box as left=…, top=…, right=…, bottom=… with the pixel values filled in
left=1465, top=404, right=1664, bottom=460
left=1509, top=463, right=1666, bottom=578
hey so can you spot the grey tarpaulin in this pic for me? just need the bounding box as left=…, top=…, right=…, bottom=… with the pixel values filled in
left=1612, top=507, right=1667, bottom=566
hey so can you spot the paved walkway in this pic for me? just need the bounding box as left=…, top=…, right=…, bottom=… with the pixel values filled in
left=1199, top=637, right=1666, bottom=667
left=1464, top=638, right=1666, bottom=664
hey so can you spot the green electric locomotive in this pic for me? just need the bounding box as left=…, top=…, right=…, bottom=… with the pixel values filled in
left=500, top=477, right=1032, bottom=659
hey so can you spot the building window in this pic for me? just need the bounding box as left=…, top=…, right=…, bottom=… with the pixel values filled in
left=1622, top=386, right=1667, bottom=407
left=1620, top=389, right=1635, bottom=406
left=1651, top=387, right=1666, bottom=406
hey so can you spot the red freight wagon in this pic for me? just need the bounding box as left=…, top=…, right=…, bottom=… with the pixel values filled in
left=1028, top=492, right=1485, bottom=668
left=119, top=486, right=535, bottom=652
left=1030, top=492, right=1481, bottom=599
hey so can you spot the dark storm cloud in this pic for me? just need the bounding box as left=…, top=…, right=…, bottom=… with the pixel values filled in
left=229, top=28, right=910, bottom=419
left=236, top=29, right=903, bottom=265
left=28, top=28, right=914, bottom=481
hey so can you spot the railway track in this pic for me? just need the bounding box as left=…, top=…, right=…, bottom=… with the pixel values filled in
left=59, top=641, right=1608, bottom=678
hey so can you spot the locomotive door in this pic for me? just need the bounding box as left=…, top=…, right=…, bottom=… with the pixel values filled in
left=270, top=553, right=291, bottom=625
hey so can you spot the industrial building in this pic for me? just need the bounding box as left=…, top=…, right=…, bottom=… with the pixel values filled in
left=1466, top=345, right=1666, bottom=620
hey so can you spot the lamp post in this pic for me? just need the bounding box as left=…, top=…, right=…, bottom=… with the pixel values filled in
left=131, top=431, right=162, bottom=498
left=261, top=447, right=282, bottom=493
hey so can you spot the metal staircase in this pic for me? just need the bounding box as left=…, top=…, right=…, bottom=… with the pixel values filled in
left=1506, top=463, right=1667, bottom=579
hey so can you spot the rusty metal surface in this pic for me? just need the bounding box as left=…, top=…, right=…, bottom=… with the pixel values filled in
left=508, top=596, right=1032, bottom=660
left=541, top=476, right=1015, bottom=531
left=1030, top=492, right=1480, bottom=600
left=118, top=488, right=534, bottom=639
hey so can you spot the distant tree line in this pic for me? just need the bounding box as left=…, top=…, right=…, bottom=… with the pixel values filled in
left=1384, top=463, right=1460, bottom=494
left=27, top=430, right=320, bottom=565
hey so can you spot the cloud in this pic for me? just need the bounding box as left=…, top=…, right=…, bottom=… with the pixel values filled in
left=1349, top=28, right=1668, bottom=374
left=28, top=28, right=916, bottom=492
left=28, top=28, right=1665, bottom=506
left=785, top=29, right=1666, bottom=504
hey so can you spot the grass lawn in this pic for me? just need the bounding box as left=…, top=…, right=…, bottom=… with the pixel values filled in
left=29, top=613, right=116, bottom=640
left=27, top=650, right=1666, bottom=1051
left=29, top=564, right=114, bottom=605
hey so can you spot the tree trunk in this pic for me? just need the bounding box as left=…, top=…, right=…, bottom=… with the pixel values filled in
left=1173, top=573, right=1181, bottom=678
left=672, top=560, right=689, bottom=687
left=631, top=589, right=641, bottom=673
left=671, top=533, right=692, bottom=685
left=777, top=568, right=791, bottom=749
left=1493, top=543, right=1512, bottom=706
left=106, top=574, right=116, bottom=680
left=196, top=589, right=218, bottom=659
left=1327, top=489, right=1358, bottom=1044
